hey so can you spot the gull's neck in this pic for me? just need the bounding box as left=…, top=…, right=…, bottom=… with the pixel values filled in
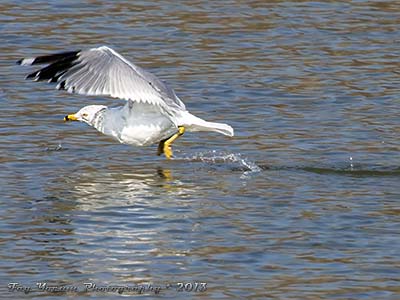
left=89, top=107, right=107, bottom=132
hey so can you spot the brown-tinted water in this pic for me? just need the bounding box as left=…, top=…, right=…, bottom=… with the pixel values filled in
left=1, top=1, right=400, bottom=299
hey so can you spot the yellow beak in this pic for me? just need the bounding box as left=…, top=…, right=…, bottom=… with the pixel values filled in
left=64, top=114, right=78, bottom=121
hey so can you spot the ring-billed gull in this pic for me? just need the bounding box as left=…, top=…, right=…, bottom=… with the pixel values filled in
left=17, top=46, right=234, bottom=159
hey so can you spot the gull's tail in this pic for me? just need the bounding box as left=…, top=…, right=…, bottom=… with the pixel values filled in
left=178, top=111, right=234, bottom=137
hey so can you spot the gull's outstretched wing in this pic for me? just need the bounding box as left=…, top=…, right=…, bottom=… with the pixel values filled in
left=17, top=46, right=186, bottom=110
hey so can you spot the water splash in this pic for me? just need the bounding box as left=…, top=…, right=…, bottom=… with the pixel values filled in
left=45, top=143, right=65, bottom=152
left=182, top=150, right=262, bottom=178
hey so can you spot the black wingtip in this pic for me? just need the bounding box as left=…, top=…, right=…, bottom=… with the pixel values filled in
left=16, top=59, right=23, bottom=65
left=26, top=71, right=39, bottom=79
left=58, top=81, right=66, bottom=90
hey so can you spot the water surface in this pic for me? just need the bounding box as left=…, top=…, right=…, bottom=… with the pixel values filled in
left=1, top=1, right=400, bottom=299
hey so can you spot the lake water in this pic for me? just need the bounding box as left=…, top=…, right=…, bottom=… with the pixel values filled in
left=1, top=1, right=400, bottom=299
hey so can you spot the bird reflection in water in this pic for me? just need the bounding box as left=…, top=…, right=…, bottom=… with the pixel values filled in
left=67, top=165, right=195, bottom=211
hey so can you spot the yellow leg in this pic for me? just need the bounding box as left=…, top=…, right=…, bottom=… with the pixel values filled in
left=157, top=126, right=185, bottom=159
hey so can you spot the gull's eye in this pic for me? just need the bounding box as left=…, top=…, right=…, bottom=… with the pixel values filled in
left=82, top=113, right=88, bottom=118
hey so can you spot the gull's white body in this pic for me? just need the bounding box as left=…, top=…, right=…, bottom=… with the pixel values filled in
left=76, top=101, right=233, bottom=147
left=94, top=102, right=177, bottom=146
left=18, top=46, right=234, bottom=150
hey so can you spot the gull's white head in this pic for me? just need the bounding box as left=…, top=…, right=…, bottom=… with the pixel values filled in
left=64, top=105, right=107, bottom=126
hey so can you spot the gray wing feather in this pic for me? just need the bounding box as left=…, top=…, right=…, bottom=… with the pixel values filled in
left=69, top=46, right=186, bottom=110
